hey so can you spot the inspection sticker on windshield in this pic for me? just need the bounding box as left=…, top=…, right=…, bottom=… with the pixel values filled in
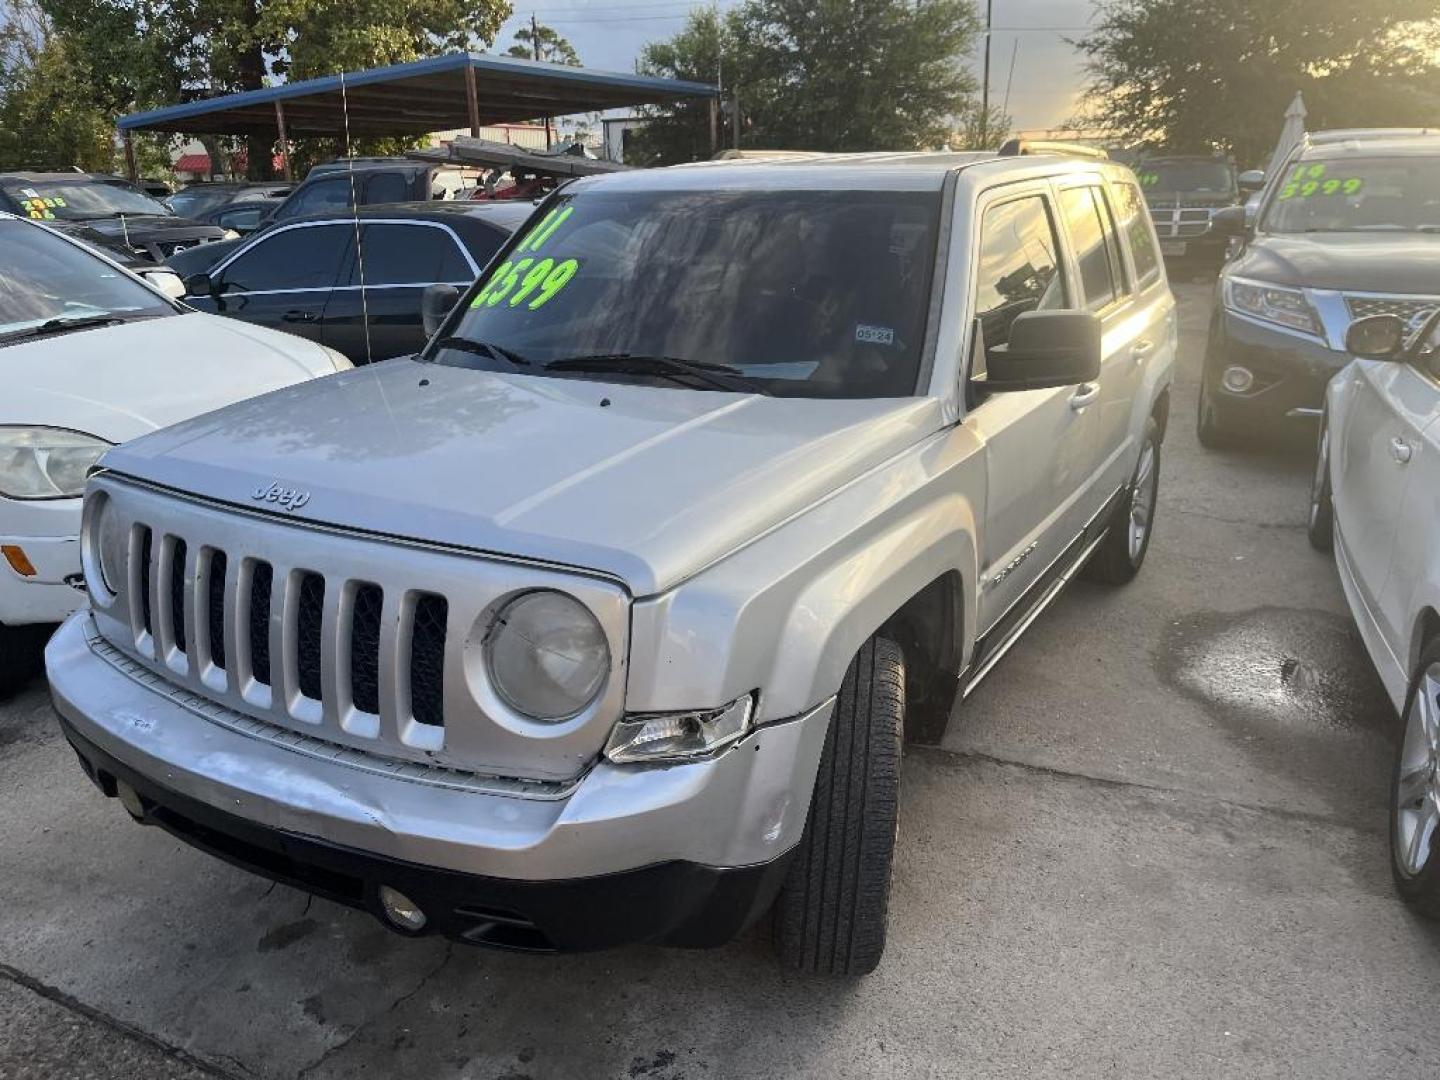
left=855, top=324, right=896, bottom=346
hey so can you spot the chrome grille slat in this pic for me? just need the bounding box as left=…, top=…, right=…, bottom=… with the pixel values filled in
left=1343, top=294, right=1440, bottom=326
left=86, top=476, right=629, bottom=783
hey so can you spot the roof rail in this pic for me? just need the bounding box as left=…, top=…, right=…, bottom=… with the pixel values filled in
left=1305, top=128, right=1437, bottom=145
left=997, top=138, right=1109, bottom=161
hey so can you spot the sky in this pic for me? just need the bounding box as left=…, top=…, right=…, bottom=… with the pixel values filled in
left=491, top=0, right=1099, bottom=133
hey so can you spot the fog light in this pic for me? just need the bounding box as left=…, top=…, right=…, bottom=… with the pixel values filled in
left=1221, top=365, right=1255, bottom=393
left=378, top=885, right=427, bottom=932
left=116, top=781, right=145, bottom=821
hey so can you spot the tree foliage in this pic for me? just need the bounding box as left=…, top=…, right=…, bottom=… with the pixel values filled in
left=1074, top=0, right=1440, bottom=165
left=630, top=0, right=982, bottom=165
left=0, top=0, right=115, bottom=170
left=505, top=21, right=580, bottom=66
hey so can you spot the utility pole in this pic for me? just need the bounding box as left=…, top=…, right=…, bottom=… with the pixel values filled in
left=980, top=0, right=993, bottom=148
left=532, top=13, right=553, bottom=149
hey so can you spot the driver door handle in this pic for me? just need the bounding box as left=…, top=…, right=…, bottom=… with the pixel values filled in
left=1069, top=382, right=1101, bottom=411
left=282, top=310, right=318, bottom=323
left=1132, top=340, right=1154, bottom=364
left=1391, top=436, right=1413, bottom=464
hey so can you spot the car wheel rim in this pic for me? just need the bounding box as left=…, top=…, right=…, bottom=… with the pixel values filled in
left=1395, top=663, right=1440, bottom=877
left=1309, top=427, right=1328, bottom=529
left=1127, top=440, right=1157, bottom=562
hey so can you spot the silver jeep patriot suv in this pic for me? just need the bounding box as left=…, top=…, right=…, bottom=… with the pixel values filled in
left=47, top=151, right=1175, bottom=975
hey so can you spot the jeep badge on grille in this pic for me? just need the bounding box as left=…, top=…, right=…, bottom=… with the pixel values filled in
left=251, top=482, right=311, bottom=512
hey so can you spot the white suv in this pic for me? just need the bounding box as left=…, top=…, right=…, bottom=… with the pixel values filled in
left=46, top=151, right=1176, bottom=974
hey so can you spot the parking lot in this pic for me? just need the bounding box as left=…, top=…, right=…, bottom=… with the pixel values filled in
left=1, top=281, right=1437, bottom=1079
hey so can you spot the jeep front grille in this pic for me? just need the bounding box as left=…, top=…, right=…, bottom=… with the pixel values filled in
left=84, top=476, right=629, bottom=782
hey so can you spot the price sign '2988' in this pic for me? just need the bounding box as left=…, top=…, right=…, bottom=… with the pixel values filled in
left=472, top=205, right=581, bottom=311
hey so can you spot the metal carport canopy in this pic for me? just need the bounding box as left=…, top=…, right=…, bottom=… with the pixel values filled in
left=116, top=52, right=717, bottom=138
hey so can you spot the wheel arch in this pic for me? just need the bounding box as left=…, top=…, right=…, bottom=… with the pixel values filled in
left=1411, top=607, right=1440, bottom=677
left=879, top=569, right=965, bottom=744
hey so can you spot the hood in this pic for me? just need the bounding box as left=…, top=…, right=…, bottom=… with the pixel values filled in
left=1230, top=232, right=1440, bottom=293
left=99, top=360, right=944, bottom=596
left=57, top=215, right=225, bottom=241
left=4, top=312, right=342, bottom=445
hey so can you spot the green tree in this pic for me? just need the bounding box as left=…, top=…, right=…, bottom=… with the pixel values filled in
left=1074, top=0, right=1440, bottom=165
left=38, top=0, right=513, bottom=179
left=0, top=0, right=115, bottom=170
left=506, top=21, right=580, bottom=65
left=631, top=0, right=982, bottom=165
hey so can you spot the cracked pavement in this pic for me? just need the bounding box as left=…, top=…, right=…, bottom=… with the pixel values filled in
left=3, top=283, right=1439, bottom=1078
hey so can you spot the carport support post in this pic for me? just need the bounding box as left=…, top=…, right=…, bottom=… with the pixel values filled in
left=121, top=129, right=138, bottom=182
left=465, top=64, right=481, bottom=138
left=274, top=101, right=292, bottom=181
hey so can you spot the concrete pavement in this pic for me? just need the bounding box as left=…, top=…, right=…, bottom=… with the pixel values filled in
left=2, top=283, right=1437, bottom=1079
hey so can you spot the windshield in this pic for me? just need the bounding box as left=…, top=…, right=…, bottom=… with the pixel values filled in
left=167, top=187, right=237, bottom=219
left=1136, top=161, right=1234, bottom=196
left=2, top=178, right=172, bottom=222
left=0, top=219, right=174, bottom=341
left=1262, top=156, right=1440, bottom=234
left=433, top=187, right=942, bottom=398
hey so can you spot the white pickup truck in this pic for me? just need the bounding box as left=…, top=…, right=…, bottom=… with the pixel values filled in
left=47, top=150, right=1176, bottom=975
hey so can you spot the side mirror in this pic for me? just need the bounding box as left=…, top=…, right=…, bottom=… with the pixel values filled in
left=980, top=309, right=1101, bottom=392
left=1346, top=314, right=1408, bottom=359
left=183, top=272, right=214, bottom=297
left=421, top=283, right=461, bottom=338
left=1237, top=169, right=1265, bottom=193
left=1211, top=205, right=1249, bottom=237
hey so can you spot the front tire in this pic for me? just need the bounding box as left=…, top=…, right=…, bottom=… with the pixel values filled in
left=0, top=624, right=47, bottom=698
left=774, top=636, right=904, bottom=976
left=1307, top=413, right=1334, bottom=552
left=1086, top=418, right=1160, bottom=585
left=1196, top=381, right=1239, bottom=449
left=1390, top=640, right=1440, bottom=919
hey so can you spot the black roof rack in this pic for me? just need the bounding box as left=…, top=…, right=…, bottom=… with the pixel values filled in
left=997, top=138, right=1109, bottom=161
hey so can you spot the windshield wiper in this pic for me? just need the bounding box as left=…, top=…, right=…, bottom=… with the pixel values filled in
left=4, top=314, right=127, bottom=341
left=543, top=353, right=770, bottom=394
left=431, top=336, right=531, bottom=366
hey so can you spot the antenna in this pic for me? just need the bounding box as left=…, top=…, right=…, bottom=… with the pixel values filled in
left=338, top=69, right=374, bottom=366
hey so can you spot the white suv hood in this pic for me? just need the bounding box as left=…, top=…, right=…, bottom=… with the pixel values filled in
left=5, top=312, right=343, bottom=444
left=100, top=358, right=943, bottom=595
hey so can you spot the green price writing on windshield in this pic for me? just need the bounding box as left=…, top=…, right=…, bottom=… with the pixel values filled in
left=471, top=202, right=581, bottom=311
left=1277, top=175, right=1363, bottom=200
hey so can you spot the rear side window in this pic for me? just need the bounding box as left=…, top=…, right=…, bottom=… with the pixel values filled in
left=1109, top=181, right=1162, bottom=289
left=218, top=225, right=352, bottom=292
left=278, top=177, right=352, bottom=219
left=357, top=223, right=472, bottom=285
left=1059, top=186, right=1124, bottom=311
left=364, top=172, right=409, bottom=206
left=972, top=195, right=1067, bottom=351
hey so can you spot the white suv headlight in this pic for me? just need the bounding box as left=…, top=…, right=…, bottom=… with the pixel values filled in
left=1224, top=276, right=1321, bottom=336
left=484, top=590, right=610, bottom=721
left=0, top=426, right=110, bottom=499
left=604, top=695, right=755, bottom=764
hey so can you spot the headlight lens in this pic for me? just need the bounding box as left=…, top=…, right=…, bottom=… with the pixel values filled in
left=484, top=591, right=610, bottom=721
left=604, top=695, right=755, bottom=764
left=1225, top=277, right=1321, bottom=335
left=93, top=495, right=129, bottom=594
left=0, top=427, right=109, bottom=499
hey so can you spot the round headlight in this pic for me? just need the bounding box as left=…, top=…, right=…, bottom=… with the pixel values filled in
left=485, top=591, right=610, bottom=721
left=94, top=496, right=129, bottom=595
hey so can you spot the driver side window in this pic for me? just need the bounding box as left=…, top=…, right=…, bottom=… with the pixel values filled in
left=973, top=194, right=1068, bottom=356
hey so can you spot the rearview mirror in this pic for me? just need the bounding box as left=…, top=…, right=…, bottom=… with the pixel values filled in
left=979, top=309, right=1102, bottom=392
left=1237, top=169, right=1265, bottom=193
left=421, top=283, right=461, bottom=338
left=1346, top=314, right=1408, bottom=359
left=1211, top=205, right=1249, bottom=237
left=183, top=272, right=214, bottom=297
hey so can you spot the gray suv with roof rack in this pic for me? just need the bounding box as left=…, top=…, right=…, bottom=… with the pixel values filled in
left=1199, top=129, right=1440, bottom=446
left=47, top=147, right=1175, bottom=975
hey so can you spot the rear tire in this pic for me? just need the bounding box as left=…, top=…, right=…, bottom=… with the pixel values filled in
left=1307, top=412, right=1334, bottom=552
left=1085, top=418, right=1160, bottom=585
left=774, top=636, right=904, bottom=976
left=1390, top=640, right=1440, bottom=919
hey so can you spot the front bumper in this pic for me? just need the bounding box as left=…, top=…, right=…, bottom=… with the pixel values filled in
left=1207, top=309, right=1346, bottom=423
left=47, top=613, right=832, bottom=948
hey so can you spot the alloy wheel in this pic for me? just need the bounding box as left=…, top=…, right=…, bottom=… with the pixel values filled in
left=1395, top=663, right=1440, bottom=877
left=1127, top=439, right=1158, bottom=562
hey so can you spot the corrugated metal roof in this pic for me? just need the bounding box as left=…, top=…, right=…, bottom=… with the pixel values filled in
left=118, top=52, right=716, bottom=138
